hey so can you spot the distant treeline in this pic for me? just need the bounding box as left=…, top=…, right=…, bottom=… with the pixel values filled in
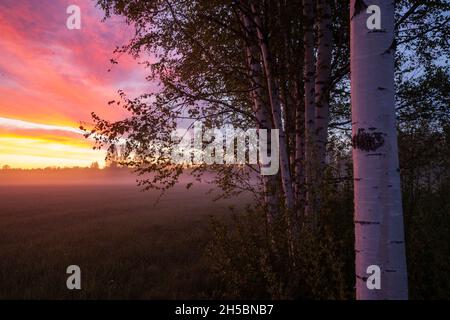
left=0, top=166, right=136, bottom=185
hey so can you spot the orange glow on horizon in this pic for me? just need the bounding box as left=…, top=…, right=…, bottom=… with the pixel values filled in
left=0, top=0, right=149, bottom=169
left=0, top=134, right=105, bottom=169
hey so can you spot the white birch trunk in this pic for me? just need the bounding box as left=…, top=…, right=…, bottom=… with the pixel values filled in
left=294, top=80, right=305, bottom=212
left=350, top=0, right=408, bottom=300
left=303, top=0, right=316, bottom=215
left=241, top=12, right=280, bottom=220
left=315, top=0, right=332, bottom=169
left=250, top=3, right=295, bottom=212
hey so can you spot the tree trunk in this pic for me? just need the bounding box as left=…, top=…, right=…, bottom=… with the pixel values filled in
left=250, top=3, right=295, bottom=212
left=303, top=0, right=316, bottom=216
left=294, top=79, right=305, bottom=213
left=315, top=0, right=333, bottom=170
left=350, top=0, right=408, bottom=300
left=241, top=11, right=280, bottom=221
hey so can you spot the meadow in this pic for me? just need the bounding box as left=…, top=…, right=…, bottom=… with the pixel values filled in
left=0, top=181, right=248, bottom=299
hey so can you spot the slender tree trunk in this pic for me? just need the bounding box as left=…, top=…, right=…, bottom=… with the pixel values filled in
left=247, top=3, right=296, bottom=262
left=291, top=2, right=305, bottom=215
left=350, top=0, right=408, bottom=300
left=277, top=0, right=296, bottom=184
left=303, top=0, right=316, bottom=216
left=241, top=12, right=280, bottom=221
left=294, top=79, right=305, bottom=213
left=250, top=2, right=295, bottom=212
left=315, top=0, right=333, bottom=170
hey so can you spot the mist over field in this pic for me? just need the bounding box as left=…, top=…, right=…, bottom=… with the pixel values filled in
left=0, top=169, right=251, bottom=299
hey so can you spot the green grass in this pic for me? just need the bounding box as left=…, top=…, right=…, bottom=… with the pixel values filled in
left=0, top=184, right=247, bottom=299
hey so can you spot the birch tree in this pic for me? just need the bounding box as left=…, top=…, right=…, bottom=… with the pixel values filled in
left=249, top=2, right=295, bottom=213
left=303, top=0, right=316, bottom=216
left=315, top=0, right=333, bottom=170
left=350, top=0, right=408, bottom=299
left=240, top=10, right=280, bottom=221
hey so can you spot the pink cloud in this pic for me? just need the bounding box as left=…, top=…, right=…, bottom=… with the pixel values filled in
left=0, top=0, right=154, bottom=167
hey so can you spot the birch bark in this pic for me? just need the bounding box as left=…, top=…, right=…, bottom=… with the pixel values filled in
left=250, top=3, right=295, bottom=212
left=241, top=12, right=280, bottom=221
left=350, top=0, right=408, bottom=300
left=303, top=0, right=316, bottom=215
left=315, top=0, right=333, bottom=170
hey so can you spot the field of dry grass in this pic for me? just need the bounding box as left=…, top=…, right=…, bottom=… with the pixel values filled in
left=0, top=183, right=248, bottom=299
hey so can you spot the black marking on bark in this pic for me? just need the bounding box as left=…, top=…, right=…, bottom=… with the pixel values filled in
left=389, top=240, right=404, bottom=244
left=355, top=220, right=380, bottom=225
left=383, top=39, right=397, bottom=55
left=352, top=128, right=385, bottom=152
left=356, top=274, right=368, bottom=281
left=369, top=29, right=387, bottom=33
left=368, top=127, right=377, bottom=131
left=377, top=87, right=387, bottom=91
left=367, top=153, right=384, bottom=156
left=352, top=0, right=368, bottom=19
left=385, top=269, right=397, bottom=273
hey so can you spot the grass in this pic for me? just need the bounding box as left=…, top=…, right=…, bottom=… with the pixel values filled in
left=0, top=184, right=248, bottom=299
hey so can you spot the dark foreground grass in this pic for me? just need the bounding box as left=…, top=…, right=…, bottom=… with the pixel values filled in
left=0, top=184, right=247, bottom=299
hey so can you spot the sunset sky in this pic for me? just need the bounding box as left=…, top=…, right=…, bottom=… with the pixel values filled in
left=0, top=0, right=150, bottom=168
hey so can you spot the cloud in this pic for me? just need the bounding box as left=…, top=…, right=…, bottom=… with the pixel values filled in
left=0, top=0, right=151, bottom=168
left=0, top=117, right=83, bottom=134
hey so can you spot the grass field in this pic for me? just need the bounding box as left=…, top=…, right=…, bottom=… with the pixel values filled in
left=0, top=183, right=249, bottom=299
